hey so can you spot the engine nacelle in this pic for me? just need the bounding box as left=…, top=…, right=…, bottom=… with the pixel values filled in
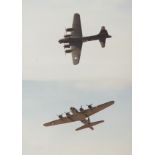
left=66, top=28, right=74, bottom=32
left=65, top=50, right=72, bottom=53
left=66, top=112, right=71, bottom=117
left=88, top=105, right=93, bottom=109
left=79, top=107, right=84, bottom=112
left=64, top=44, right=70, bottom=48
left=58, top=115, right=63, bottom=119
left=64, top=34, right=72, bottom=38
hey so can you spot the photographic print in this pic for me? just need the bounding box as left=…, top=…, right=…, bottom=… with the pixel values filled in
left=23, top=0, right=131, bottom=155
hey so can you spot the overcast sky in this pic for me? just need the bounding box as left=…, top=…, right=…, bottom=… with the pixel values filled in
left=23, top=0, right=131, bottom=155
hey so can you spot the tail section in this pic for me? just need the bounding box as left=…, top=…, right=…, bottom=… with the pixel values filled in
left=75, top=120, right=104, bottom=131
left=99, top=26, right=111, bottom=48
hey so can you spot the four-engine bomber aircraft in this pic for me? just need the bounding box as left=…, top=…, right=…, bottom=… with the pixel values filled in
left=58, top=13, right=112, bottom=65
left=43, top=101, right=114, bottom=131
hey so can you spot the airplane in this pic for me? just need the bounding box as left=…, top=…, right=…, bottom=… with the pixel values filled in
left=43, top=101, right=114, bottom=131
left=58, top=13, right=112, bottom=65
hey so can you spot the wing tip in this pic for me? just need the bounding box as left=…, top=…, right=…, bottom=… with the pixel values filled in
left=73, top=57, right=80, bottom=65
left=74, top=13, right=80, bottom=16
left=43, top=123, right=48, bottom=127
left=73, top=62, right=79, bottom=65
left=43, top=122, right=53, bottom=127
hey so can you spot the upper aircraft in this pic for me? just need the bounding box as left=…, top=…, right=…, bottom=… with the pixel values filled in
left=58, top=13, right=112, bottom=65
left=43, top=101, right=114, bottom=131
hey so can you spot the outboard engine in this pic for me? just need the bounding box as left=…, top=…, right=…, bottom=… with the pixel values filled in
left=58, top=115, right=63, bottom=119
left=80, top=106, right=84, bottom=112
left=65, top=49, right=72, bottom=53
left=64, top=44, right=70, bottom=48
left=66, top=28, right=74, bottom=32
left=88, top=104, right=93, bottom=109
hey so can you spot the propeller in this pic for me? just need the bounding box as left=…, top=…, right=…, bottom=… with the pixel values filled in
left=57, top=114, right=63, bottom=119
left=79, top=106, right=84, bottom=112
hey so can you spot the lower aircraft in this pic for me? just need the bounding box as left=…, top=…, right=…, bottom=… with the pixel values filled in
left=43, top=101, right=114, bottom=131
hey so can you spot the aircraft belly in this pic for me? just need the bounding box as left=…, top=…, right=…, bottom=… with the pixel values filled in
left=72, top=113, right=86, bottom=121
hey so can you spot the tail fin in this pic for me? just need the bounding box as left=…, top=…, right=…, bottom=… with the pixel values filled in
left=99, top=26, right=106, bottom=34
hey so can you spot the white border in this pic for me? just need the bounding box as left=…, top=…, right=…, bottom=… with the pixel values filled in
left=133, top=0, right=155, bottom=155
left=0, top=0, right=155, bottom=155
left=0, top=1, right=22, bottom=155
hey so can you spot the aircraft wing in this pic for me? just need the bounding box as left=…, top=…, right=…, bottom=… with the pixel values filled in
left=72, top=13, right=82, bottom=37
left=71, top=13, right=83, bottom=65
left=71, top=43, right=82, bottom=65
left=43, top=113, right=82, bottom=127
left=82, top=101, right=114, bottom=117
left=43, top=117, right=73, bottom=127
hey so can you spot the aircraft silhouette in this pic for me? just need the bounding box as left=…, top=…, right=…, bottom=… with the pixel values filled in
left=43, top=101, right=114, bottom=131
left=59, top=13, right=111, bottom=65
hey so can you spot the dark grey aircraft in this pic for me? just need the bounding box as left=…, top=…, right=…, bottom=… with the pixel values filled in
left=58, top=13, right=112, bottom=65
left=43, top=101, right=114, bottom=131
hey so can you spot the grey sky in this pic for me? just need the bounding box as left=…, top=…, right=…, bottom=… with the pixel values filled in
left=23, top=0, right=131, bottom=155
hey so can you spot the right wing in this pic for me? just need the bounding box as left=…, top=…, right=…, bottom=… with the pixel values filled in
left=72, top=13, right=82, bottom=37
left=82, top=101, right=114, bottom=117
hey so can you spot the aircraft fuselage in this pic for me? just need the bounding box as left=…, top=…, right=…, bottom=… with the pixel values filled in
left=59, top=33, right=111, bottom=44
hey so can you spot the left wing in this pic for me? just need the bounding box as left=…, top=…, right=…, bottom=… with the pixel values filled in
left=43, top=117, right=73, bottom=127
left=71, top=43, right=82, bottom=65
left=82, top=101, right=114, bottom=117
left=43, top=110, right=88, bottom=127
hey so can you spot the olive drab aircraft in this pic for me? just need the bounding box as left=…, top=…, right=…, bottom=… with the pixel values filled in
left=58, top=13, right=112, bottom=65
left=43, top=101, right=114, bottom=131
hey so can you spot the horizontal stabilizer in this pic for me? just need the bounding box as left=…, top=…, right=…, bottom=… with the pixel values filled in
left=75, top=120, right=104, bottom=131
left=99, top=39, right=106, bottom=48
